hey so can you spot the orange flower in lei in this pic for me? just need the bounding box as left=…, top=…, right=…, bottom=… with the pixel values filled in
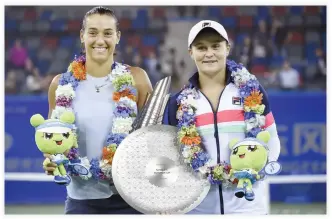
left=113, top=89, right=136, bottom=101
left=244, top=90, right=263, bottom=108
left=181, top=136, right=201, bottom=146
left=72, top=61, right=86, bottom=81
left=102, top=147, right=115, bottom=165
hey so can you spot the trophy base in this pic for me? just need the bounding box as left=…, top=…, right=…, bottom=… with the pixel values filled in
left=112, top=125, right=210, bottom=214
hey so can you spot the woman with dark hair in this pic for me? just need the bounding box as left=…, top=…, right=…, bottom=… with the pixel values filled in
left=42, top=6, right=153, bottom=214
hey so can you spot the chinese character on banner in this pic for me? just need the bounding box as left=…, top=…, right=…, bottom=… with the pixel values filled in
left=293, top=123, right=326, bottom=156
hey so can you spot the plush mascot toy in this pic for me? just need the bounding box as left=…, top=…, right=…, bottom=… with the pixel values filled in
left=228, top=130, right=270, bottom=201
left=30, top=111, right=76, bottom=185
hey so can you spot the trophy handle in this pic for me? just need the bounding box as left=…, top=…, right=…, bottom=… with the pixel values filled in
left=131, top=76, right=172, bottom=132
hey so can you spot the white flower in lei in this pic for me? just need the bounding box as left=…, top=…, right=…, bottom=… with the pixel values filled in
left=245, top=115, right=266, bottom=131
left=55, top=83, right=75, bottom=98
left=51, top=106, right=74, bottom=119
left=112, top=117, right=134, bottom=134
left=99, top=163, right=113, bottom=179
left=119, top=97, right=137, bottom=110
left=231, top=68, right=255, bottom=87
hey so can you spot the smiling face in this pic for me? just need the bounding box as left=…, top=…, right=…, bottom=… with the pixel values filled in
left=81, top=14, right=120, bottom=64
left=230, top=144, right=268, bottom=171
left=30, top=112, right=76, bottom=155
left=189, top=28, right=230, bottom=77
left=35, top=129, right=75, bottom=154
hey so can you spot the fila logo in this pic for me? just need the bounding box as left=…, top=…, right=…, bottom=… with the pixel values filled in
left=232, top=97, right=241, bottom=105
left=202, top=22, right=211, bottom=28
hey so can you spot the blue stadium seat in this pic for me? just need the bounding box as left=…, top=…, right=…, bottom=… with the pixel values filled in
left=289, top=6, right=303, bottom=15
left=51, top=19, right=66, bottom=31
left=236, top=33, right=248, bottom=44
left=59, top=36, right=75, bottom=48
left=5, top=19, right=17, bottom=31
left=28, top=49, right=38, bottom=64
left=136, top=9, right=148, bottom=20
left=322, top=6, right=326, bottom=25
left=37, top=60, right=50, bottom=74
left=142, top=35, right=159, bottom=46
left=254, top=16, right=271, bottom=26
left=269, top=55, right=284, bottom=67
left=322, top=32, right=326, bottom=52
left=132, top=17, right=147, bottom=29
left=305, top=43, right=318, bottom=64
left=220, top=17, right=236, bottom=28
left=208, top=7, right=220, bottom=18
left=39, top=10, right=53, bottom=20
left=292, top=64, right=305, bottom=75
left=257, top=6, right=269, bottom=18
left=251, top=57, right=268, bottom=66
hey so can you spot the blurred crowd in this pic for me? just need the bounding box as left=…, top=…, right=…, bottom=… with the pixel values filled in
left=5, top=6, right=326, bottom=95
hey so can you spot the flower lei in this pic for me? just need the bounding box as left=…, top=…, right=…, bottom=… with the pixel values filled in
left=51, top=55, right=138, bottom=180
left=176, top=60, right=266, bottom=185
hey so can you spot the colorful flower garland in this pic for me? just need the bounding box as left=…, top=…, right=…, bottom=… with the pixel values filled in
left=176, top=60, right=266, bottom=185
left=51, top=55, right=137, bottom=180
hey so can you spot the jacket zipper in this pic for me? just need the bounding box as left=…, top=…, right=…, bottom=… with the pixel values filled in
left=199, top=89, right=225, bottom=214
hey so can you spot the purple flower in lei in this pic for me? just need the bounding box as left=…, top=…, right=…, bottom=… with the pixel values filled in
left=208, top=173, right=221, bottom=185
left=58, top=72, right=79, bottom=89
left=244, top=112, right=256, bottom=120
left=90, top=158, right=106, bottom=180
left=114, top=105, right=135, bottom=117
left=226, top=59, right=243, bottom=73
left=67, top=148, right=79, bottom=160
left=178, top=111, right=196, bottom=128
left=248, top=127, right=261, bottom=137
left=55, top=96, right=73, bottom=107
left=191, top=152, right=210, bottom=171
left=106, top=133, right=127, bottom=146
left=239, top=85, right=252, bottom=98
left=119, top=84, right=138, bottom=96
left=246, top=79, right=259, bottom=89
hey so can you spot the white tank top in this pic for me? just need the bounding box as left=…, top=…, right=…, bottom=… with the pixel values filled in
left=66, top=74, right=118, bottom=200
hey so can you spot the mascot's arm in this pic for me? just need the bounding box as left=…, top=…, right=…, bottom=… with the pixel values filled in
left=229, top=169, right=234, bottom=177
left=260, top=84, right=281, bottom=162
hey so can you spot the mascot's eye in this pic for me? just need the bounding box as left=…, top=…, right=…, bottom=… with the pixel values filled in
left=232, top=147, right=238, bottom=155
left=44, top=133, right=53, bottom=139
left=247, top=145, right=257, bottom=152
left=62, top=132, right=70, bottom=138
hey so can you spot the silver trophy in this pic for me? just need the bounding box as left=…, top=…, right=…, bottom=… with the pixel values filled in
left=112, top=76, right=210, bottom=214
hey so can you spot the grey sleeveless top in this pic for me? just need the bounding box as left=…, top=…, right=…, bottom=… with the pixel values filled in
left=66, top=74, right=118, bottom=200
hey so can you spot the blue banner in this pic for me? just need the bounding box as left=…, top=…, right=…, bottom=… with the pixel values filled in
left=5, top=91, right=326, bottom=204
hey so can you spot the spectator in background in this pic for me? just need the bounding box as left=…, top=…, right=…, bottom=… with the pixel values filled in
left=278, top=60, right=300, bottom=90
left=8, top=39, right=28, bottom=70
left=252, top=20, right=270, bottom=58
left=235, top=35, right=252, bottom=69
left=122, top=45, right=135, bottom=65
left=24, top=58, right=43, bottom=94
left=270, top=18, right=292, bottom=57
left=316, top=48, right=326, bottom=77
left=5, top=70, right=18, bottom=94
left=145, top=51, right=161, bottom=86
left=132, top=53, right=146, bottom=70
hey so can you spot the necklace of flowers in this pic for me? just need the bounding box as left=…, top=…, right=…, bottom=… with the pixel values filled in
left=176, top=60, right=266, bottom=185
left=51, top=55, right=138, bottom=180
